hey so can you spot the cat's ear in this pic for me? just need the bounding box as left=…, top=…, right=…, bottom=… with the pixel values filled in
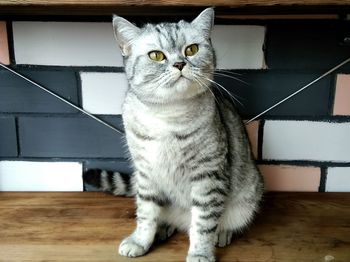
left=191, top=8, right=215, bottom=39
left=112, top=15, right=141, bottom=56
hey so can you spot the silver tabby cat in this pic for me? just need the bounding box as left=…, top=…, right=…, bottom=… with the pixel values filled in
left=85, top=8, right=263, bottom=262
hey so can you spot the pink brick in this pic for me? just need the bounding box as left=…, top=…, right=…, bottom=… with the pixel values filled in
left=0, top=21, right=10, bottom=65
left=333, top=74, right=350, bottom=115
left=258, top=165, right=320, bottom=192
left=245, top=120, right=259, bottom=159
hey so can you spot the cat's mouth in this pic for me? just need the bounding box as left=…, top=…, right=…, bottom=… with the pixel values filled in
left=179, top=75, right=190, bottom=80
left=173, top=74, right=191, bottom=84
left=166, top=75, right=191, bottom=92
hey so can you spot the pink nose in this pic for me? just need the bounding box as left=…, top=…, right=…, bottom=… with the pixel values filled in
left=173, top=62, right=186, bottom=71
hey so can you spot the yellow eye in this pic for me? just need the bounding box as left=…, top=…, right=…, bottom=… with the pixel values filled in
left=148, top=51, right=165, bottom=61
left=185, top=44, right=199, bottom=57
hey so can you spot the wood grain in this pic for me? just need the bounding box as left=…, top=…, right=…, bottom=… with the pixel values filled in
left=0, top=0, right=350, bottom=7
left=0, top=0, right=350, bottom=16
left=0, top=192, right=349, bottom=261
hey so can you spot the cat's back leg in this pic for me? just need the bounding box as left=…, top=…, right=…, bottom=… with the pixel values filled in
left=217, top=173, right=263, bottom=247
left=155, top=223, right=177, bottom=242
left=215, top=199, right=257, bottom=248
left=215, top=230, right=234, bottom=248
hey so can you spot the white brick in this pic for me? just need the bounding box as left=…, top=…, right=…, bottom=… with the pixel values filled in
left=212, top=25, right=266, bottom=69
left=326, top=167, right=350, bottom=192
left=0, top=161, right=83, bottom=191
left=12, top=22, right=123, bottom=66
left=12, top=22, right=265, bottom=69
left=263, top=121, right=350, bottom=162
left=80, top=72, right=128, bottom=115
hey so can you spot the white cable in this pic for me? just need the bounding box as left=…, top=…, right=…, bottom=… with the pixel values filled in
left=0, top=63, right=124, bottom=135
left=2, top=57, right=350, bottom=132
left=245, top=57, right=350, bottom=125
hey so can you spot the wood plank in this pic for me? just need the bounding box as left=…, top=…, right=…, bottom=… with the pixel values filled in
left=216, top=14, right=340, bottom=20
left=1, top=0, right=350, bottom=16
left=1, top=0, right=350, bottom=7
left=0, top=192, right=349, bottom=261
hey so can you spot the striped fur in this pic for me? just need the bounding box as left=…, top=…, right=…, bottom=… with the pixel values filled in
left=83, top=169, right=135, bottom=196
left=100, top=8, right=264, bottom=262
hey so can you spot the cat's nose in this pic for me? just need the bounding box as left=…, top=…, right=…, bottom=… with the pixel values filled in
left=173, top=62, right=186, bottom=71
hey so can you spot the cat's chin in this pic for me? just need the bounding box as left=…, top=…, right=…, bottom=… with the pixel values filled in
left=174, top=76, right=191, bottom=90
left=174, top=78, right=205, bottom=98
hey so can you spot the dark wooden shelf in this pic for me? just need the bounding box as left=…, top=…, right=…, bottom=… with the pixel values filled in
left=0, top=192, right=349, bottom=261
left=1, top=0, right=350, bottom=16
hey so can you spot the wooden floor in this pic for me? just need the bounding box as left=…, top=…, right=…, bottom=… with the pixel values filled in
left=0, top=192, right=349, bottom=262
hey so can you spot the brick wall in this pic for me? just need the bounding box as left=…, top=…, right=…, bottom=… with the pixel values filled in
left=0, top=17, right=349, bottom=192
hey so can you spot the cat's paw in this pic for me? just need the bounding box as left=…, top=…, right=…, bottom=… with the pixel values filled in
left=156, top=224, right=176, bottom=242
left=186, top=254, right=215, bottom=262
left=118, top=236, right=147, bottom=257
left=215, top=230, right=233, bottom=247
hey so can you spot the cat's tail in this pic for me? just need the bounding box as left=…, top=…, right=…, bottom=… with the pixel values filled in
left=83, top=169, right=136, bottom=197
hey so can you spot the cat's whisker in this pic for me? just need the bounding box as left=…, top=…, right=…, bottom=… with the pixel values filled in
left=154, top=73, right=170, bottom=89
left=191, top=67, right=246, bottom=84
left=191, top=67, right=214, bottom=75
left=213, top=72, right=250, bottom=85
left=200, top=69, right=242, bottom=77
left=192, top=70, right=225, bottom=99
left=158, top=74, right=174, bottom=89
left=193, top=75, right=219, bottom=104
left=204, top=77, right=244, bottom=107
left=143, top=72, right=167, bottom=90
left=155, top=72, right=168, bottom=82
left=192, top=66, right=242, bottom=76
left=214, top=69, right=242, bottom=76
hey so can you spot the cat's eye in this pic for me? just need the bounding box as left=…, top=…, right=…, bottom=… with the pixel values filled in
left=148, top=51, right=166, bottom=62
left=185, top=44, right=199, bottom=57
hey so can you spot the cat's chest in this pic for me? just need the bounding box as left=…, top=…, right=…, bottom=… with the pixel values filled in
left=133, top=137, right=193, bottom=204
left=124, top=102, right=195, bottom=166
left=137, top=136, right=186, bottom=170
left=123, top=94, right=209, bottom=186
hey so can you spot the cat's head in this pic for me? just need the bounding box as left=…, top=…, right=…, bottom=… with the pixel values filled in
left=112, top=8, right=215, bottom=104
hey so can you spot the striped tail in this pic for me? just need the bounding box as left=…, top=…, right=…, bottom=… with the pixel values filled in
left=83, top=169, right=136, bottom=197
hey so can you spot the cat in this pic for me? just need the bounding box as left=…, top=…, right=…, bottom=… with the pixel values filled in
left=84, top=8, right=263, bottom=262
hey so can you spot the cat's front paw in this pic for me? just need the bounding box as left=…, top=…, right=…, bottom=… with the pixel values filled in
left=186, top=254, right=215, bottom=262
left=118, top=236, right=147, bottom=257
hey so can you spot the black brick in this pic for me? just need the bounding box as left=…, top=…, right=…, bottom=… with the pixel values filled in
left=215, top=70, right=332, bottom=118
left=0, top=69, right=78, bottom=113
left=18, top=115, right=126, bottom=158
left=266, top=21, right=350, bottom=70
left=0, top=117, right=18, bottom=157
